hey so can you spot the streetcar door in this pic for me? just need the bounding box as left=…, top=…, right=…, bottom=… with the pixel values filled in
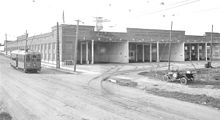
left=25, top=54, right=31, bottom=68
left=32, top=54, right=37, bottom=66
left=16, top=55, right=18, bottom=67
left=32, top=54, right=41, bottom=68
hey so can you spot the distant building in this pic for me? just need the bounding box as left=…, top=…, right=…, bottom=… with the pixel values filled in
left=0, top=44, right=4, bottom=51
left=4, top=40, right=13, bottom=55
left=5, top=24, right=220, bottom=64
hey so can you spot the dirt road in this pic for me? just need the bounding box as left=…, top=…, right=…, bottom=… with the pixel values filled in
left=0, top=55, right=220, bottom=120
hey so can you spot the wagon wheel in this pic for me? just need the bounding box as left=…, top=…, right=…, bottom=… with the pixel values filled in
left=180, top=77, right=187, bottom=85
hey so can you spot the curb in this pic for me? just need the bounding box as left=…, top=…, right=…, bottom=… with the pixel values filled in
left=41, top=63, right=78, bottom=74
left=41, top=63, right=99, bottom=74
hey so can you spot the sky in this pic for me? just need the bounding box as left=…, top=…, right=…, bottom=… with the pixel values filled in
left=0, top=0, right=220, bottom=44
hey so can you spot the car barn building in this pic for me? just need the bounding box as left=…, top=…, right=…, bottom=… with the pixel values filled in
left=5, top=24, right=220, bottom=64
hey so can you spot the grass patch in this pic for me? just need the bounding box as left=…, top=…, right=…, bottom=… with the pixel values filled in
left=145, top=88, right=220, bottom=110
left=139, top=68, right=220, bottom=88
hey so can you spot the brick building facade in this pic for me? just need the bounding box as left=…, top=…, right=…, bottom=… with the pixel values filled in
left=5, top=24, right=220, bottom=64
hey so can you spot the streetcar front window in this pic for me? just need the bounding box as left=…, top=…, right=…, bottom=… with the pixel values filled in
left=33, top=55, right=36, bottom=58
left=37, top=54, right=41, bottom=61
left=11, top=57, right=16, bottom=60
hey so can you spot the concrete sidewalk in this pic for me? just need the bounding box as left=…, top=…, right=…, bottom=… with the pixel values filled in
left=41, top=61, right=152, bottom=74
left=41, top=61, right=220, bottom=75
left=41, top=62, right=100, bottom=74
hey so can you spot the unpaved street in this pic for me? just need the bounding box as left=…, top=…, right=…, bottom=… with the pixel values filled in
left=0, top=55, right=220, bottom=120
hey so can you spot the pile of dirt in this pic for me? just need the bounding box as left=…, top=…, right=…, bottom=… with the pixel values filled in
left=145, top=88, right=220, bottom=110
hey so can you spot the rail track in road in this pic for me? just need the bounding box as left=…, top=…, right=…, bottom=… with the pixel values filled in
left=1, top=55, right=220, bottom=120
left=85, top=65, right=193, bottom=120
left=85, top=63, right=220, bottom=120
left=2, top=64, right=157, bottom=120
left=87, top=65, right=123, bottom=87
left=2, top=61, right=186, bottom=120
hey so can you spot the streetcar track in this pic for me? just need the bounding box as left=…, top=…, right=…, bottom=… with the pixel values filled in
left=1, top=77, right=193, bottom=120
left=85, top=65, right=186, bottom=119
left=1, top=56, right=211, bottom=120
left=4, top=70, right=151, bottom=119
left=4, top=66, right=174, bottom=120
left=87, top=65, right=122, bottom=86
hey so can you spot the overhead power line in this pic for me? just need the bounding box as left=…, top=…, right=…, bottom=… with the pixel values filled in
left=194, top=6, right=220, bottom=13
left=128, top=0, right=200, bottom=19
left=171, top=0, right=194, bottom=6
left=146, top=0, right=200, bottom=15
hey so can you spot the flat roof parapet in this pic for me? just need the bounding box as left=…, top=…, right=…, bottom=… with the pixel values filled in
left=17, top=35, right=26, bottom=41
left=52, top=24, right=95, bottom=31
left=205, top=32, right=220, bottom=40
left=17, top=32, right=52, bottom=41
left=205, top=32, right=220, bottom=36
left=29, top=32, right=52, bottom=39
left=127, top=28, right=185, bottom=33
left=185, top=35, right=206, bottom=43
left=94, top=31, right=127, bottom=41
left=127, top=28, right=185, bottom=42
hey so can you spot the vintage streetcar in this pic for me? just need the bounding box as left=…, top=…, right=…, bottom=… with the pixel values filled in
left=10, top=49, right=41, bottom=73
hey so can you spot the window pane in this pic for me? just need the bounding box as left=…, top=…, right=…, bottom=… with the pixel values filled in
left=26, top=55, right=30, bottom=62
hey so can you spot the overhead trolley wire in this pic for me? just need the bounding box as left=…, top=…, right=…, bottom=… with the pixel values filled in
left=171, top=0, right=196, bottom=6
left=145, top=0, right=200, bottom=16
left=125, top=0, right=200, bottom=20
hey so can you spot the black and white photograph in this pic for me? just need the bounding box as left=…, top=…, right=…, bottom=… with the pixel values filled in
left=0, top=0, right=220, bottom=120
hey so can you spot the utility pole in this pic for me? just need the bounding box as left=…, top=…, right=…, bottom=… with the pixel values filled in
left=25, top=30, right=28, bottom=52
left=209, top=24, right=214, bottom=67
left=73, top=20, right=84, bottom=72
left=168, top=21, right=173, bottom=71
left=63, top=10, right=65, bottom=24
left=5, top=34, right=7, bottom=55
left=73, top=20, right=79, bottom=72
left=17, top=37, right=18, bottom=50
left=56, top=22, right=60, bottom=68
